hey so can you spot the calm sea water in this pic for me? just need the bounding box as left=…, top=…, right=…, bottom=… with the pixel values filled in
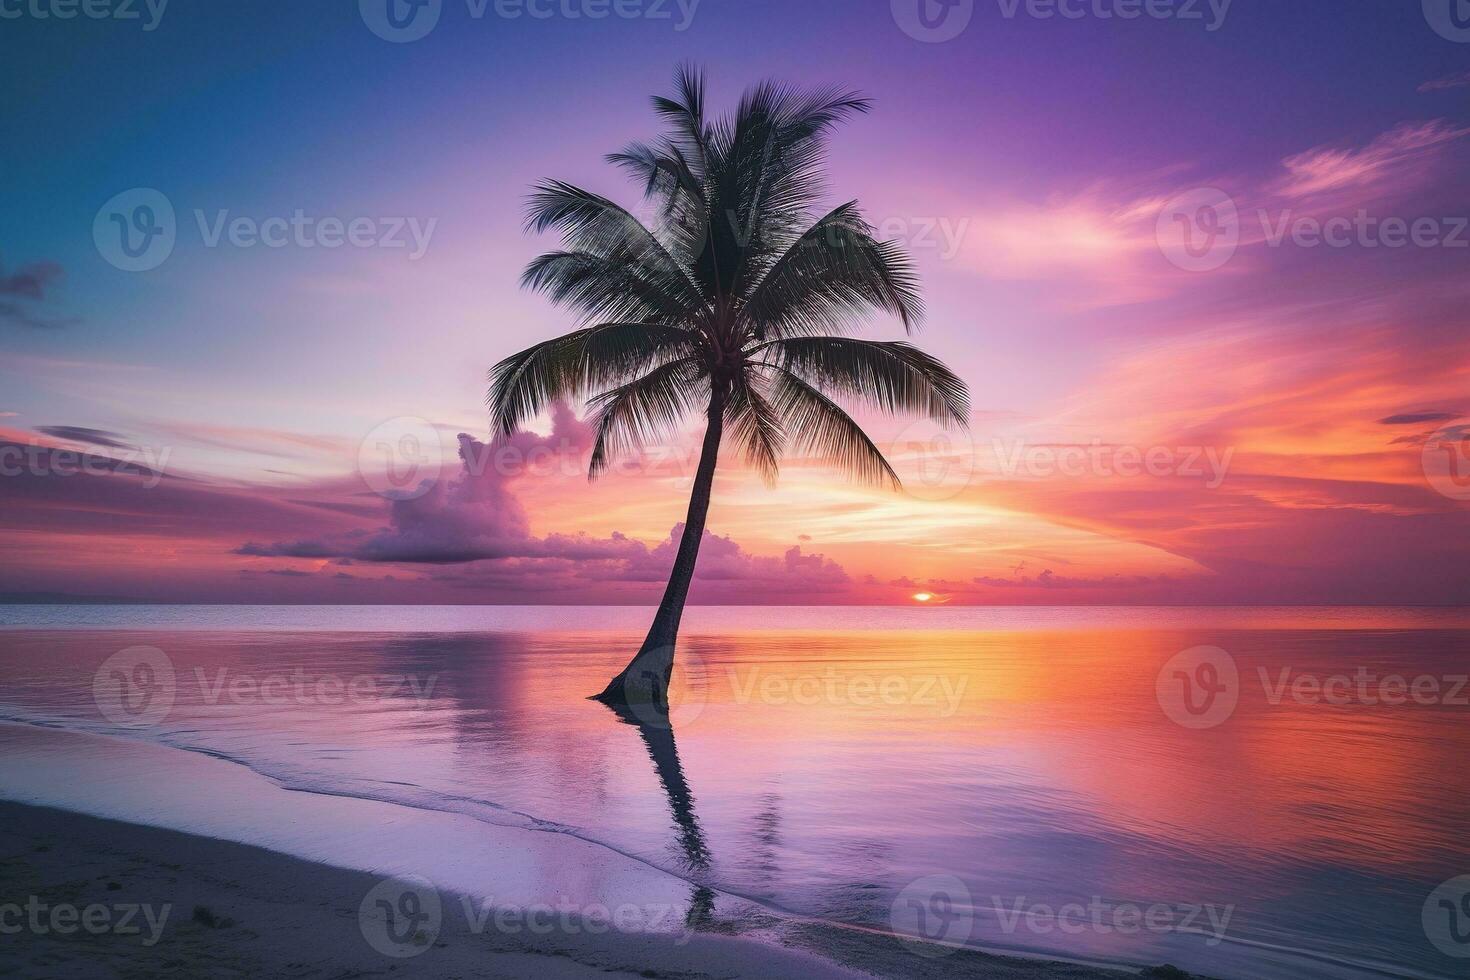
left=0, top=605, right=1466, bottom=978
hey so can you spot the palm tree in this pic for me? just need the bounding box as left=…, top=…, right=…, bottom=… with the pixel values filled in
left=488, top=65, right=969, bottom=712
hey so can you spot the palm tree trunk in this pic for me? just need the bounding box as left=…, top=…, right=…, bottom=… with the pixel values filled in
left=592, top=389, right=724, bottom=710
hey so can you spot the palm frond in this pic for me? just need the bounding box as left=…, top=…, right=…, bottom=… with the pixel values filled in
left=487, top=329, right=592, bottom=437
left=587, top=357, right=707, bottom=479
left=650, top=61, right=711, bottom=182
left=725, top=370, right=784, bottom=485
left=521, top=250, right=698, bottom=326
left=606, top=141, right=705, bottom=207
left=767, top=366, right=901, bottom=489
left=755, top=336, right=968, bottom=425
left=740, top=202, right=923, bottom=339
left=524, top=181, right=703, bottom=305
left=581, top=321, right=698, bottom=388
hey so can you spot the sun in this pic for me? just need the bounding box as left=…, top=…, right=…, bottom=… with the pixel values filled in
left=912, top=592, right=935, bottom=603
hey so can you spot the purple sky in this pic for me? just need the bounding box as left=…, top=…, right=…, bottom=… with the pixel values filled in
left=1, top=1, right=1467, bottom=603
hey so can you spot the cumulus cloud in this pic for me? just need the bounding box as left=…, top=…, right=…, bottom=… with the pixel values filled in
left=628, top=526, right=849, bottom=592
left=236, top=402, right=852, bottom=600
left=245, top=451, right=538, bottom=562
left=240, top=403, right=597, bottom=563
left=419, top=525, right=852, bottom=602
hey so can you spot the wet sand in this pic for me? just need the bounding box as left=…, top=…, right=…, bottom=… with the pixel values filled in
left=0, top=801, right=1172, bottom=979
left=0, top=722, right=1167, bottom=979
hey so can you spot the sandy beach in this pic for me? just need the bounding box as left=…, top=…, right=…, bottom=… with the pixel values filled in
left=0, top=719, right=1186, bottom=979
left=0, top=800, right=855, bottom=979
left=0, top=800, right=1177, bottom=979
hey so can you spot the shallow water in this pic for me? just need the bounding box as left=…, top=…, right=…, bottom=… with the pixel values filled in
left=0, top=605, right=1465, bottom=978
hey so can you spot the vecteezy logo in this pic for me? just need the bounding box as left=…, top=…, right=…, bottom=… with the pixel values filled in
left=892, top=0, right=974, bottom=42
left=359, top=876, right=442, bottom=958
left=1156, top=645, right=1239, bottom=729
left=890, top=874, right=973, bottom=957
left=357, top=417, right=444, bottom=500
left=361, top=0, right=442, bottom=42
left=1422, top=427, right=1470, bottom=501
left=887, top=419, right=977, bottom=502
left=1423, top=0, right=1470, bottom=42
left=1156, top=188, right=1240, bottom=272
left=92, top=646, right=176, bottom=727
left=93, top=189, right=176, bottom=272
left=1424, top=876, right=1470, bottom=958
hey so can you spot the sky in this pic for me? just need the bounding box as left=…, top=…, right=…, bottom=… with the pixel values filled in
left=1, top=0, right=1467, bottom=605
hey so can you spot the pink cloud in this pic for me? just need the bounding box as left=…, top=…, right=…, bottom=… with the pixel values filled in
left=232, top=402, right=854, bottom=601
left=421, top=526, right=852, bottom=603
left=1418, top=71, right=1470, bottom=93
left=239, top=405, right=594, bottom=564
left=1272, top=120, right=1469, bottom=200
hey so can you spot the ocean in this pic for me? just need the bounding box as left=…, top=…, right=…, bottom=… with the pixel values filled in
left=1, top=604, right=1466, bottom=978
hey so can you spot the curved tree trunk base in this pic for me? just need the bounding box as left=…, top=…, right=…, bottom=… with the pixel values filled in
left=589, top=642, right=675, bottom=721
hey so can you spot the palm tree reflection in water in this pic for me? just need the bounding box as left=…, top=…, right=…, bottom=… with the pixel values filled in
left=603, top=702, right=716, bottom=932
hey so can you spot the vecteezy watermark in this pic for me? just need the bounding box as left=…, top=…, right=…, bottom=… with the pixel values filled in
left=357, top=416, right=446, bottom=500
left=892, top=0, right=1229, bottom=42
left=360, top=0, right=700, bottom=43
left=885, top=420, right=978, bottom=502
left=93, top=188, right=437, bottom=272
left=994, top=0, right=1231, bottom=29
left=726, top=667, right=968, bottom=718
left=0, top=0, right=168, bottom=30
left=93, top=188, right=177, bottom=273
left=1423, top=0, right=1470, bottom=43
left=0, top=898, right=172, bottom=946
left=92, top=646, right=439, bottom=729
left=1258, top=211, right=1469, bottom=250
left=461, top=434, right=588, bottom=480
left=93, top=646, right=177, bottom=727
left=459, top=896, right=694, bottom=943
left=1159, top=189, right=1469, bottom=271
left=1158, top=646, right=1469, bottom=730
left=358, top=876, right=693, bottom=959
left=1425, top=876, right=1470, bottom=959
left=1157, top=646, right=1240, bottom=729
left=890, top=875, right=974, bottom=956
left=863, top=215, right=972, bottom=262
left=1156, top=188, right=1240, bottom=272
left=1422, top=426, right=1470, bottom=501
left=194, top=210, right=436, bottom=259
left=990, top=439, right=1235, bottom=489
left=891, top=0, right=974, bottom=42
left=355, top=419, right=732, bottom=502
left=0, top=443, right=171, bottom=488
left=360, top=877, right=442, bottom=958
left=360, top=0, right=442, bottom=42
left=992, top=896, right=1235, bottom=946
left=1256, top=668, right=1468, bottom=709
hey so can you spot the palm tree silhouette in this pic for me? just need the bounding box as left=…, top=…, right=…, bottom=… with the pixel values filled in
left=488, top=65, right=969, bottom=710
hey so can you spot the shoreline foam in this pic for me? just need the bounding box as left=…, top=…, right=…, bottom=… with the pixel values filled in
left=0, top=721, right=1149, bottom=978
